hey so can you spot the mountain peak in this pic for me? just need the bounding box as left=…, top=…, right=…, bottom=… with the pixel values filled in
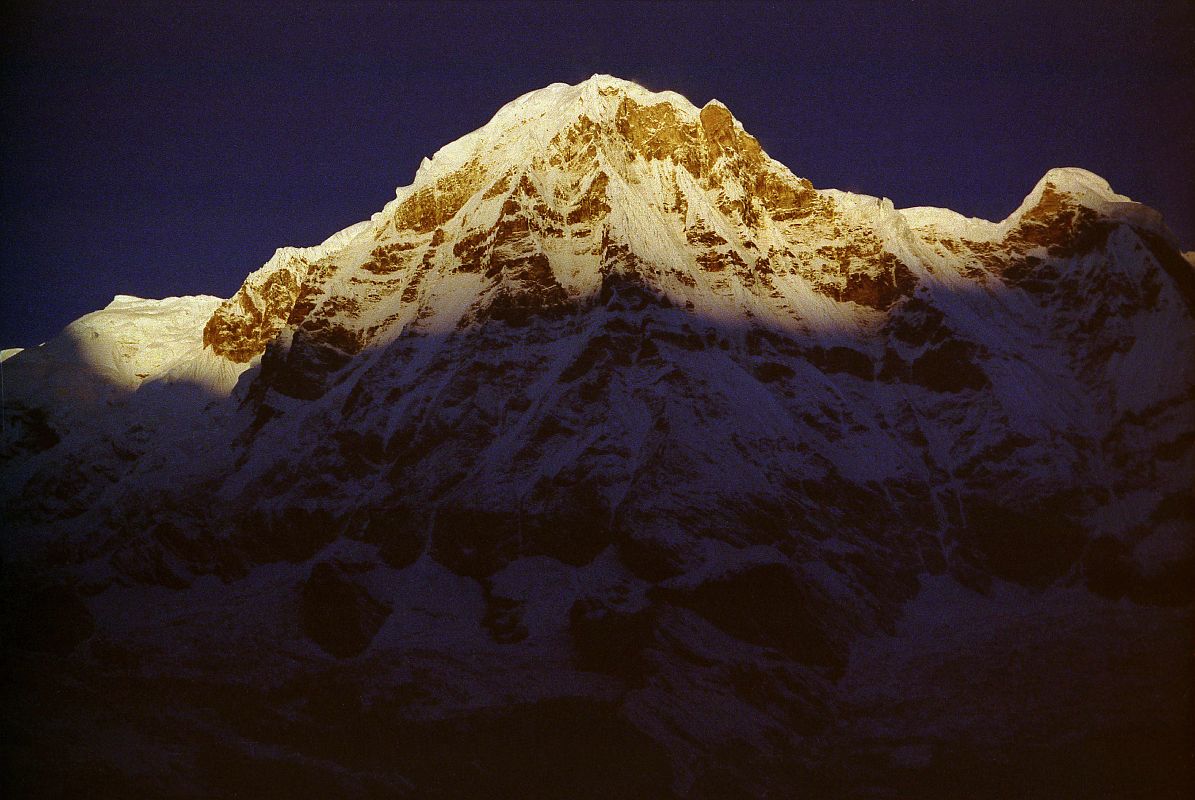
left=192, top=79, right=1195, bottom=382
left=483, top=75, right=697, bottom=132
left=4, top=76, right=1194, bottom=798
left=998, top=166, right=1172, bottom=248
left=1015, top=167, right=1128, bottom=222
left=394, top=76, right=714, bottom=195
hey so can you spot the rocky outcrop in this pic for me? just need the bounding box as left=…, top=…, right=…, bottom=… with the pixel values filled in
left=299, top=561, right=391, bottom=658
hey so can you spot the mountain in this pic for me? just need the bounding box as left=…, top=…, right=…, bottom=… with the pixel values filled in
left=3, top=75, right=1193, bottom=798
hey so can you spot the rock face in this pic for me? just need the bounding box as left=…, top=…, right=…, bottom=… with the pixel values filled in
left=300, top=561, right=392, bottom=658
left=2, top=75, right=1193, bottom=798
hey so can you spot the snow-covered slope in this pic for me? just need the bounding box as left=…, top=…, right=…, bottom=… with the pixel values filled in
left=3, top=75, right=1193, bottom=798
left=1, top=293, right=239, bottom=438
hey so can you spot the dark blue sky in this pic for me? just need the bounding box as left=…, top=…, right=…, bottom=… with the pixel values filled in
left=2, top=0, right=1192, bottom=348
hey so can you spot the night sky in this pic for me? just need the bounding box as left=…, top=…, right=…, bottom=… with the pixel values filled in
left=2, top=0, right=1192, bottom=349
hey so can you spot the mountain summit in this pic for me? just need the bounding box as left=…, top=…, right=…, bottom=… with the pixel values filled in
left=3, top=76, right=1193, bottom=797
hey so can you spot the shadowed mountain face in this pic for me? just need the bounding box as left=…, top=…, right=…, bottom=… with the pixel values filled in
left=2, top=76, right=1193, bottom=798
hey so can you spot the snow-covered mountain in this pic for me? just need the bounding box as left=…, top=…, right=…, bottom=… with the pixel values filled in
left=3, top=75, right=1193, bottom=798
